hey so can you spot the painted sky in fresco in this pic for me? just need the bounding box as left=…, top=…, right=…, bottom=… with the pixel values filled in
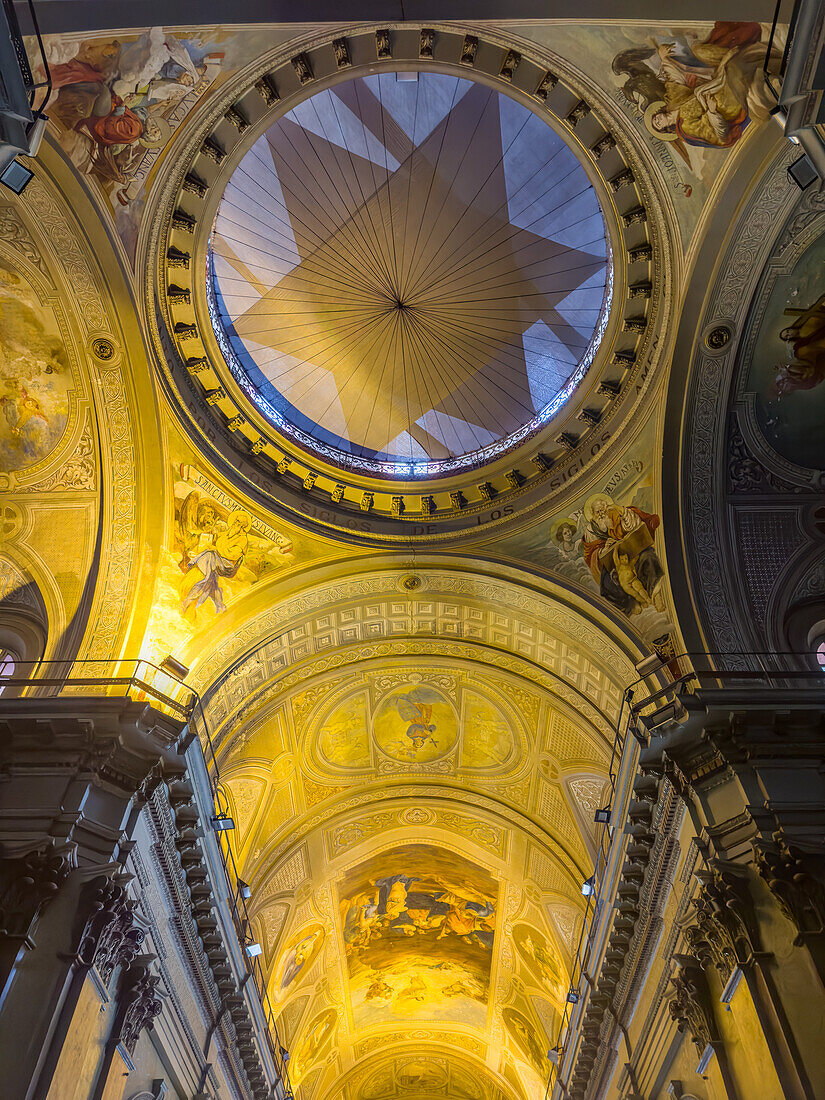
left=338, top=844, right=498, bottom=1029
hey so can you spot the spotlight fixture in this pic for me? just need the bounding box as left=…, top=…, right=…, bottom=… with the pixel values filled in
left=245, top=941, right=263, bottom=958
left=594, top=807, right=611, bottom=825
left=212, top=815, right=236, bottom=831
left=567, top=989, right=580, bottom=1004
left=160, top=655, right=190, bottom=680
left=634, top=653, right=663, bottom=677
left=237, top=878, right=252, bottom=900
left=581, top=875, right=596, bottom=897
left=0, top=159, right=33, bottom=194
left=280, top=1047, right=290, bottom=1063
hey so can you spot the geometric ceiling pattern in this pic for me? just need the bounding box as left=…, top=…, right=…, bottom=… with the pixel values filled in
left=211, top=72, right=609, bottom=476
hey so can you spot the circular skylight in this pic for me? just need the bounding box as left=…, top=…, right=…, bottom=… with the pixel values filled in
left=209, top=70, right=610, bottom=477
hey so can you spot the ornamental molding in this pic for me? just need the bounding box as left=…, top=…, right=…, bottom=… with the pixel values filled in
left=680, top=141, right=803, bottom=657
left=248, top=783, right=589, bottom=900
left=141, top=21, right=676, bottom=542
left=193, top=568, right=633, bottom=733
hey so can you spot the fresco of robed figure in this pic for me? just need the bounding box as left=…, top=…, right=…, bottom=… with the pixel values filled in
left=338, top=844, right=497, bottom=1028
left=271, top=924, right=325, bottom=1003
left=746, top=227, right=825, bottom=471
left=0, top=261, right=71, bottom=473
left=373, top=683, right=458, bottom=763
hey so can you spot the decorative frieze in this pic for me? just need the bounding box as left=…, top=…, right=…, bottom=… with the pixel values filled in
left=291, top=53, right=313, bottom=84
left=460, top=35, right=478, bottom=66
left=499, top=49, right=520, bottom=81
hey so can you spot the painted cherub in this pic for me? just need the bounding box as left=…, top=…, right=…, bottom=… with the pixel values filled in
left=615, top=548, right=652, bottom=610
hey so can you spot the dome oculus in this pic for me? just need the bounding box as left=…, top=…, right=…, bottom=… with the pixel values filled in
left=209, top=71, right=611, bottom=477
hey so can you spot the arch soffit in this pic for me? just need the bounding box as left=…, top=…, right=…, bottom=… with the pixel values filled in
left=189, top=559, right=642, bottom=715
left=0, top=144, right=168, bottom=664
left=662, top=127, right=818, bottom=654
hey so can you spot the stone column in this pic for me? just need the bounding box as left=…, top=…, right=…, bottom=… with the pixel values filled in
left=0, top=697, right=184, bottom=1100
left=643, top=695, right=825, bottom=1099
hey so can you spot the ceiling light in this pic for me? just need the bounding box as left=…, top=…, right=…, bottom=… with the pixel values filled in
left=212, top=815, right=235, bottom=831
left=237, top=879, right=252, bottom=900
left=245, top=941, right=262, bottom=957
left=594, top=807, right=611, bottom=825
left=567, top=989, right=580, bottom=1004
left=581, top=875, right=596, bottom=897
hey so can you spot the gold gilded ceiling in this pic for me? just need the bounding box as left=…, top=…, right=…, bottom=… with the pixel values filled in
left=4, top=14, right=789, bottom=1100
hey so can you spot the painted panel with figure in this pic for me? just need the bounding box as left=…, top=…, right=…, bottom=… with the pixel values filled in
left=338, top=844, right=497, bottom=1029
left=513, top=21, right=781, bottom=243
left=142, top=455, right=318, bottom=664
left=744, top=229, right=825, bottom=471
left=498, top=441, right=674, bottom=647
left=0, top=261, right=72, bottom=472
left=271, top=924, right=325, bottom=1003
left=502, top=1006, right=548, bottom=1078
left=42, top=30, right=227, bottom=200
left=512, top=923, right=565, bottom=1001
left=373, top=684, right=458, bottom=764
left=291, top=1007, right=337, bottom=1086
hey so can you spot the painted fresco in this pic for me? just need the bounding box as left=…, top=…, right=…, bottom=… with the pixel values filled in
left=33, top=25, right=316, bottom=257
left=271, top=924, right=325, bottom=1003
left=312, top=676, right=520, bottom=774
left=172, top=466, right=294, bottom=621
left=143, top=456, right=311, bottom=664
left=512, top=924, right=565, bottom=1001
left=291, top=1006, right=337, bottom=1086
left=319, top=693, right=372, bottom=770
left=513, top=21, right=781, bottom=242
left=42, top=31, right=226, bottom=212
left=0, top=261, right=71, bottom=472
left=460, top=692, right=515, bottom=770
left=338, top=844, right=497, bottom=1028
left=373, top=684, right=458, bottom=764
left=611, top=23, right=772, bottom=158
left=502, top=1006, right=548, bottom=1077
left=745, top=230, right=825, bottom=470
left=497, top=440, right=675, bottom=646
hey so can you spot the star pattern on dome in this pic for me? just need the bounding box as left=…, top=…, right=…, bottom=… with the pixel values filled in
left=212, top=74, right=609, bottom=466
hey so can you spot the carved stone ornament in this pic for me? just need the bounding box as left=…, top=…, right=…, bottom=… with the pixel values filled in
left=668, top=955, right=716, bottom=1057
left=705, top=325, right=731, bottom=350
left=0, top=843, right=76, bottom=938
left=94, top=897, right=144, bottom=987
left=685, top=865, right=760, bottom=982
left=91, top=337, right=115, bottom=361
left=118, top=958, right=162, bottom=1054
left=75, top=874, right=133, bottom=969
left=755, top=840, right=825, bottom=939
